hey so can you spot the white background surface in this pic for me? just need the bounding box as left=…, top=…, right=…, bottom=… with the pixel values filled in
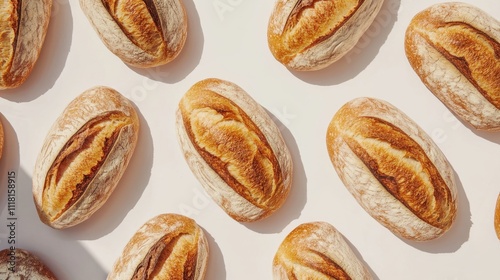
left=0, top=0, right=499, bottom=279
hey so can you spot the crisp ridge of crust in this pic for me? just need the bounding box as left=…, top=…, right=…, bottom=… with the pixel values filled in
left=495, top=193, right=500, bottom=240
left=107, top=214, right=208, bottom=280
left=405, top=2, right=500, bottom=130
left=267, top=0, right=384, bottom=71
left=32, top=86, right=139, bottom=229
left=79, top=0, right=187, bottom=68
left=176, top=78, right=293, bottom=222
left=273, top=221, right=372, bottom=280
left=0, top=248, right=57, bottom=279
left=0, top=0, right=52, bottom=89
left=326, top=97, right=457, bottom=241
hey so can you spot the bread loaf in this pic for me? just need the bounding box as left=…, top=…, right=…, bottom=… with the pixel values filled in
left=405, top=2, right=500, bottom=131
left=495, top=193, right=500, bottom=240
left=267, top=0, right=385, bottom=71
left=326, top=97, right=457, bottom=241
left=0, top=248, right=57, bottom=279
left=0, top=0, right=52, bottom=89
left=79, top=0, right=188, bottom=68
left=273, top=221, right=372, bottom=280
left=176, top=78, right=293, bottom=222
left=107, top=213, right=209, bottom=280
left=32, top=86, right=140, bottom=229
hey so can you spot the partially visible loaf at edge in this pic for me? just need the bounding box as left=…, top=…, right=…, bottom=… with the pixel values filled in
left=79, top=0, right=188, bottom=68
left=0, top=248, right=57, bottom=279
left=107, top=213, right=209, bottom=280
left=0, top=0, right=52, bottom=89
left=267, top=0, right=384, bottom=71
left=405, top=2, right=500, bottom=131
left=326, top=97, right=458, bottom=241
left=273, top=221, right=372, bottom=280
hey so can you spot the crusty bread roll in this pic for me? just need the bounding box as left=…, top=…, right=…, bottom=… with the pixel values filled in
left=32, top=86, right=140, bottom=229
left=326, top=97, right=457, bottom=241
left=267, top=0, right=384, bottom=71
left=495, top=193, right=500, bottom=240
left=405, top=2, right=500, bottom=131
left=0, top=115, right=3, bottom=160
left=176, top=78, right=293, bottom=222
left=0, top=0, right=52, bottom=89
left=79, top=0, right=187, bottom=68
left=0, top=248, right=57, bottom=279
left=273, top=221, right=372, bottom=280
left=107, top=213, right=209, bottom=280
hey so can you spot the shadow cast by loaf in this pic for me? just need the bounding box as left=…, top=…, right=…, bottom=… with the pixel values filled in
left=400, top=169, right=471, bottom=253
left=290, top=0, right=401, bottom=86
left=129, top=0, right=204, bottom=84
left=201, top=226, right=227, bottom=280
left=0, top=1, right=73, bottom=102
left=243, top=110, right=308, bottom=234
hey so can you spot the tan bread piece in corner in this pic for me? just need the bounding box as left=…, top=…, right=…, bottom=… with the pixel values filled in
left=32, top=86, right=140, bottom=229
left=326, top=97, right=457, bottom=241
left=0, top=0, right=52, bottom=89
left=0, top=248, right=58, bottom=279
left=495, top=193, right=500, bottom=240
left=273, top=221, right=372, bottom=280
left=176, top=78, right=293, bottom=222
left=405, top=2, right=500, bottom=131
left=79, top=0, right=188, bottom=68
left=267, top=0, right=385, bottom=71
left=107, top=213, right=209, bottom=280
left=0, top=116, right=3, bottom=160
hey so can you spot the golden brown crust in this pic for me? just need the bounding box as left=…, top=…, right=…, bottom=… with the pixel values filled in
left=495, top=193, right=500, bottom=240
left=176, top=78, right=293, bottom=222
left=107, top=213, right=209, bottom=280
left=326, top=97, right=457, bottom=241
left=79, top=0, right=187, bottom=68
left=267, top=0, right=384, bottom=71
left=405, top=2, right=500, bottom=130
left=273, top=221, right=372, bottom=280
left=32, top=86, right=140, bottom=229
left=0, top=0, right=52, bottom=89
left=0, top=248, right=57, bottom=279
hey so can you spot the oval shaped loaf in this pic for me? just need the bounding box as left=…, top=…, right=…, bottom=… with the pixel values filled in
left=267, top=0, right=385, bottom=71
left=32, top=86, right=140, bottom=229
left=405, top=2, right=500, bottom=131
left=0, top=0, right=52, bottom=89
left=176, top=78, right=293, bottom=222
left=79, top=0, right=187, bottom=68
left=273, top=221, right=372, bottom=280
left=495, top=193, right=500, bottom=240
left=107, top=213, right=209, bottom=280
left=326, top=97, right=457, bottom=241
left=0, top=248, right=57, bottom=279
